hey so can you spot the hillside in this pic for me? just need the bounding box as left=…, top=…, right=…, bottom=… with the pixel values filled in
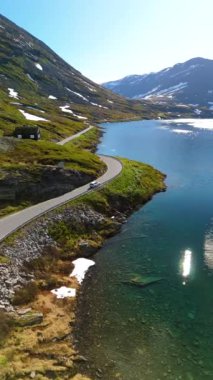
left=103, top=57, right=213, bottom=115
left=0, top=14, right=201, bottom=141
left=0, top=14, right=146, bottom=139
left=0, top=14, right=201, bottom=216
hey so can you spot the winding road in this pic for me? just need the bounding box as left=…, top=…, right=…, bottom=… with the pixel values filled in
left=57, top=125, right=93, bottom=145
left=0, top=126, right=122, bottom=242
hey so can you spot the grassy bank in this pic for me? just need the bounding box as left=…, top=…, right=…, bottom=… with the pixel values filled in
left=0, top=136, right=105, bottom=217
left=0, top=157, right=166, bottom=380
left=66, top=126, right=102, bottom=152
left=0, top=138, right=104, bottom=173
left=76, top=158, right=166, bottom=213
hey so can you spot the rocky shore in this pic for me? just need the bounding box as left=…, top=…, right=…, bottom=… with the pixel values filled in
left=0, top=204, right=124, bottom=311
left=0, top=158, right=166, bottom=379
left=0, top=202, right=126, bottom=380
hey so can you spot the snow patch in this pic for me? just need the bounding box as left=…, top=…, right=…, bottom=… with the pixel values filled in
left=194, top=109, right=202, bottom=115
left=156, top=82, right=188, bottom=95
left=165, top=119, right=213, bottom=130
left=70, top=258, right=95, bottom=284
left=172, top=129, right=192, bottom=134
left=75, top=115, right=88, bottom=120
left=51, top=286, right=76, bottom=299
left=87, top=86, right=97, bottom=92
left=59, top=105, right=87, bottom=119
left=65, top=88, right=89, bottom=102
left=208, top=102, right=213, bottom=110
left=90, top=102, right=108, bottom=109
left=48, top=95, right=57, bottom=100
left=136, top=82, right=187, bottom=99
left=8, top=88, right=18, bottom=99
left=19, top=109, right=48, bottom=121
left=35, top=63, right=43, bottom=71
left=107, top=100, right=114, bottom=104
left=59, top=105, right=74, bottom=114
left=0, top=25, right=5, bottom=29
left=135, top=86, right=160, bottom=99
left=26, top=73, right=35, bottom=82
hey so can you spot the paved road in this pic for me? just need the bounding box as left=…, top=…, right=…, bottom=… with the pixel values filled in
left=57, top=125, right=93, bottom=145
left=0, top=155, right=122, bottom=242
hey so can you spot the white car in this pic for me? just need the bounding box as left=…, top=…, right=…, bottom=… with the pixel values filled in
left=89, top=180, right=100, bottom=189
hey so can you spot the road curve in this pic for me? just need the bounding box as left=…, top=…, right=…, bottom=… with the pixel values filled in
left=0, top=155, right=122, bottom=242
left=57, top=125, right=93, bottom=145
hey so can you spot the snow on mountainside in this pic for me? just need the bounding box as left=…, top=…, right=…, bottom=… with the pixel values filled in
left=103, top=58, right=213, bottom=108
left=1, top=13, right=152, bottom=139
left=0, top=13, right=209, bottom=138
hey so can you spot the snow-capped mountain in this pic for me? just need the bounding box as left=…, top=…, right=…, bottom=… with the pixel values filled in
left=103, top=58, right=213, bottom=107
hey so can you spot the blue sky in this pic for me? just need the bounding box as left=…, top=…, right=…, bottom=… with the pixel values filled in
left=0, top=0, right=213, bottom=83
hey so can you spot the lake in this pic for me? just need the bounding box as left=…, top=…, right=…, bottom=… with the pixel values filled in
left=75, top=119, right=213, bottom=380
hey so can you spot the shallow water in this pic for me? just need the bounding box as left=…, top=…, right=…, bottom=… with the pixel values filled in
left=76, top=120, right=213, bottom=380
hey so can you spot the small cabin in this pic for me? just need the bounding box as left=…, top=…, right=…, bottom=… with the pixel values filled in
left=13, top=126, right=41, bottom=140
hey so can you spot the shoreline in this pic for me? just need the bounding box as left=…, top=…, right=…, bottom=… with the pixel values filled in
left=0, top=158, right=166, bottom=379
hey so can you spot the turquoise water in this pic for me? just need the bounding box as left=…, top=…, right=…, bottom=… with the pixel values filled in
left=76, top=120, right=213, bottom=380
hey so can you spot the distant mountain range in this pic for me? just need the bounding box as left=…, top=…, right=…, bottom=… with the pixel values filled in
left=103, top=57, right=213, bottom=111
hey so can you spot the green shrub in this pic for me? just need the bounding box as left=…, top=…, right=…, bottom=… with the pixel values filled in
left=12, top=282, right=38, bottom=306
left=0, top=311, right=14, bottom=344
left=0, top=255, right=10, bottom=265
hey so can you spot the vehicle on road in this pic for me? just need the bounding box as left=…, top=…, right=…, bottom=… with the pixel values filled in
left=89, top=180, right=100, bottom=189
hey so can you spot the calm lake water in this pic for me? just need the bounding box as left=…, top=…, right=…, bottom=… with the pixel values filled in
left=76, top=119, right=213, bottom=380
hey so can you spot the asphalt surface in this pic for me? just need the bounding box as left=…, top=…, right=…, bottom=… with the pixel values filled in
left=57, top=125, right=93, bottom=145
left=0, top=155, right=122, bottom=242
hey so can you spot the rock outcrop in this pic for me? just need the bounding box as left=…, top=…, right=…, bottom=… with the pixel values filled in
left=0, top=165, right=92, bottom=204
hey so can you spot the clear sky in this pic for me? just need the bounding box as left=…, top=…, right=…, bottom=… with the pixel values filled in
left=0, top=0, right=213, bottom=83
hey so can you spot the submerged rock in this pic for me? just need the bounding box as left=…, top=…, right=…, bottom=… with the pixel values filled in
left=123, top=274, right=164, bottom=288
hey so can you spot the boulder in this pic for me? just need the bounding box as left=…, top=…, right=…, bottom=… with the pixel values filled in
left=15, top=312, right=43, bottom=327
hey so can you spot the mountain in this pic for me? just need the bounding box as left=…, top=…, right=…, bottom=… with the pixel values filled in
left=103, top=58, right=213, bottom=110
left=0, top=14, right=150, bottom=139
left=0, top=14, right=203, bottom=141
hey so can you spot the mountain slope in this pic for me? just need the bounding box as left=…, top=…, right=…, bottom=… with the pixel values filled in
left=0, top=14, right=148, bottom=139
left=0, top=14, right=203, bottom=141
left=103, top=57, right=213, bottom=109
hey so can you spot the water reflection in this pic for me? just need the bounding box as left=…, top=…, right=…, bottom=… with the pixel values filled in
left=79, top=120, right=213, bottom=379
left=181, top=249, right=192, bottom=283
left=204, top=223, right=213, bottom=269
